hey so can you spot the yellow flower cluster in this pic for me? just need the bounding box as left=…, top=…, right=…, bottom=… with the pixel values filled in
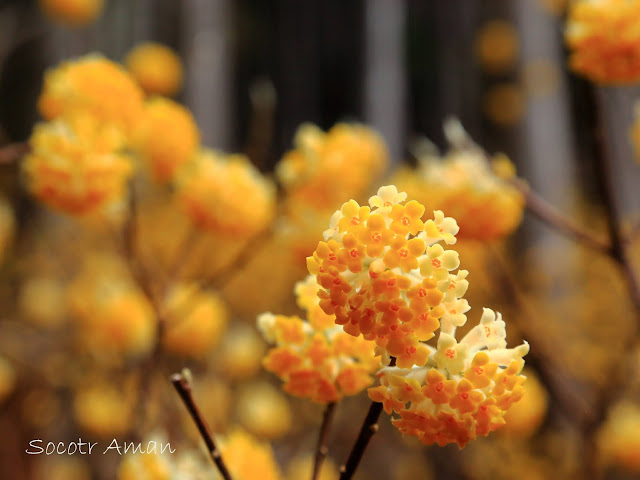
left=162, top=284, right=228, bottom=359
left=565, top=0, right=640, bottom=84
left=308, top=185, right=528, bottom=446
left=218, top=429, right=283, bottom=480
left=175, top=149, right=276, bottom=238
left=369, top=308, right=529, bottom=448
left=125, top=43, right=183, bottom=97
left=39, top=0, right=104, bottom=26
left=277, top=123, right=388, bottom=211
left=597, top=401, right=640, bottom=472
left=23, top=113, right=133, bottom=216
left=134, top=97, right=199, bottom=183
left=38, top=55, right=144, bottom=136
left=258, top=275, right=381, bottom=403
left=391, top=145, right=523, bottom=241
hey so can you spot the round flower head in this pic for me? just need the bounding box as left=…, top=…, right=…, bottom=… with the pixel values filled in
left=475, top=20, right=519, bottom=74
left=307, top=185, right=465, bottom=368
left=39, top=0, right=104, bottom=26
left=258, top=275, right=381, bottom=403
left=175, top=148, right=276, bottom=238
left=38, top=54, right=144, bottom=137
left=391, top=124, right=523, bottom=241
left=217, top=429, right=283, bottom=480
left=277, top=123, right=388, bottom=211
left=134, top=97, right=199, bottom=183
left=162, top=284, right=228, bottom=359
left=369, top=308, right=529, bottom=448
left=23, top=112, right=133, bottom=216
left=565, top=0, right=640, bottom=84
left=236, top=382, right=292, bottom=439
left=125, top=42, right=184, bottom=96
left=73, top=383, right=134, bottom=437
left=597, top=401, right=640, bottom=472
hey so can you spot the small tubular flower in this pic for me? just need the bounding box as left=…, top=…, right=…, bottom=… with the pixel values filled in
left=370, top=308, right=529, bottom=448
left=23, top=113, right=133, bottom=216
left=175, top=149, right=276, bottom=238
left=307, top=185, right=466, bottom=368
left=565, top=0, right=640, bottom=84
left=38, top=54, right=144, bottom=137
left=277, top=123, right=388, bottom=211
left=125, top=43, right=183, bottom=96
left=258, top=275, right=380, bottom=403
left=391, top=133, right=523, bottom=242
left=39, top=0, right=104, bottom=26
left=134, top=97, right=199, bottom=183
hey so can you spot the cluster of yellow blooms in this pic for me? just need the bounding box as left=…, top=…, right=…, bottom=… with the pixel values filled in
left=125, top=43, right=184, bottom=97
left=133, top=97, right=199, bottom=183
left=565, top=0, right=640, bottom=84
left=306, top=186, right=528, bottom=447
left=175, top=148, right=276, bottom=238
left=258, top=275, right=381, bottom=403
left=23, top=112, right=133, bottom=215
left=391, top=138, right=523, bottom=242
left=277, top=123, right=388, bottom=212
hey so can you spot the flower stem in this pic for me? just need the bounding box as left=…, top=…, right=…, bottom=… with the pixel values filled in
left=171, top=372, right=234, bottom=480
left=311, top=401, right=337, bottom=480
left=338, top=400, right=383, bottom=480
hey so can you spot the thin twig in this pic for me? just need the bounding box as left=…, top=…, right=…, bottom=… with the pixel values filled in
left=338, top=401, right=384, bottom=480
left=509, top=176, right=611, bottom=255
left=171, top=372, right=233, bottom=480
left=312, top=401, right=337, bottom=480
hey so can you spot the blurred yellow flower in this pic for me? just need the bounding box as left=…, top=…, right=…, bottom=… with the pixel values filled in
left=212, top=325, right=267, bottom=381
left=484, top=83, right=525, bottom=127
left=236, top=382, right=293, bottom=439
left=259, top=275, right=381, bottom=403
left=391, top=139, right=523, bottom=241
left=125, top=43, right=184, bottom=97
left=0, top=196, right=14, bottom=265
left=162, top=284, right=228, bottom=358
left=38, top=54, right=144, bottom=136
left=73, top=383, right=133, bottom=437
left=277, top=123, right=388, bottom=211
left=134, top=97, right=199, bottom=183
left=39, top=0, right=104, bottom=26
left=565, top=0, right=640, bottom=84
left=23, top=113, right=133, bottom=216
left=218, top=429, right=283, bottom=480
left=475, top=21, right=519, bottom=74
left=598, top=401, right=640, bottom=472
left=500, top=368, right=548, bottom=438
left=286, top=455, right=339, bottom=480
left=118, top=437, right=173, bottom=480
left=176, top=148, right=276, bottom=238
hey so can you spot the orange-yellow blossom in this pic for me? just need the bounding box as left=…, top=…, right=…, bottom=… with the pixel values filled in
left=23, top=113, right=133, bottom=216
left=369, top=308, right=529, bottom=448
left=134, top=97, right=199, bottom=183
left=258, top=275, right=380, bottom=403
left=307, top=185, right=465, bottom=368
left=125, top=42, right=183, bottom=97
left=175, top=149, right=276, bottom=238
left=38, top=54, right=144, bottom=138
left=39, top=0, right=104, bottom=26
left=277, top=123, right=388, bottom=211
left=565, top=0, right=640, bottom=84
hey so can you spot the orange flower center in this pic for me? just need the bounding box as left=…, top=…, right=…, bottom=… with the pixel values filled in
left=445, top=348, right=456, bottom=358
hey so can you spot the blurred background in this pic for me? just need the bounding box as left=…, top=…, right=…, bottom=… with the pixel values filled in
left=2, top=0, right=640, bottom=479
